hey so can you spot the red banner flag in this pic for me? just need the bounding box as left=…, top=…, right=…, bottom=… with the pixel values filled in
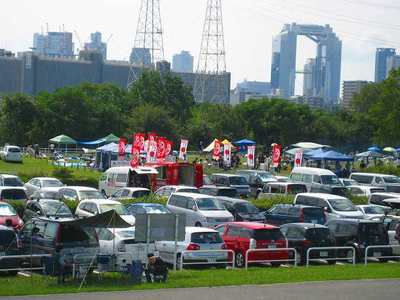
left=247, top=145, right=255, bottom=167
left=133, top=133, right=145, bottom=152
left=118, top=138, right=127, bottom=160
left=148, top=132, right=157, bottom=143
left=213, top=140, right=221, bottom=161
left=179, top=139, right=188, bottom=160
left=165, top=140, right=173, bottom=157
left=157, top=137, right=167, bottom=159
left=272, top=144, right=282, bottom=168
left=147, top=141, right=157, bottom=163
left=130, top=147, right=140, bottom=168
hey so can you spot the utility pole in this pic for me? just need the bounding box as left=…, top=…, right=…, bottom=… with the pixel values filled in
left=127, top=0, right=165, bottom=89
left=193, top=0, right=228, bottom=103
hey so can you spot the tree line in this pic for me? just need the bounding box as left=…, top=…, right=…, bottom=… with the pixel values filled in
left=1, top=69, right=399, bottom=151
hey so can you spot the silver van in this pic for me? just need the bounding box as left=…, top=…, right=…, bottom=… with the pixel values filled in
left=350, top=173, right=400, bottom=193
left=210, top=174, right=250, bottom=198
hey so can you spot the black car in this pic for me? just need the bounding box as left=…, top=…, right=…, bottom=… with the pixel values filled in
left=23, top=200, right=74, bottom=221
left=325, top=219, right=391, bottom=262
left=280, top=223, right=336, bottom=264
left=216, top=197, right=266, bottom=222
left=199, top=186, right=238, bottom=198
left=265, top=204, right=326, bottom=226
left=0, top=225, right=24, bottom=275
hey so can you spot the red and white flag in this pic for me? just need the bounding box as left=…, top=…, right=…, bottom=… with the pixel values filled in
left=223, top=144, right=232, bottom=167
left=213, top=140, right=221, bottom=161
left=179, top=139, right=189, bottom=160
left=130, top=147, right=140, bottom=168
left=272, top=144, right=282, bottom=168
left=247, top=145, right=255, bottom=167
left=157, top=137, right=167, bottom=160
left=147, top=141, right=157, bottom=163
left=165, top=140, right=173, bottom=157
left=118, top=138, right=127, bottom=160
left=133, top=133, right=145, bottom=152
left=294, top=150, right=303, bottom=167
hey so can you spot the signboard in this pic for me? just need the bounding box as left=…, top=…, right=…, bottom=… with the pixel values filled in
left=135, top=214, right=186, bottom=242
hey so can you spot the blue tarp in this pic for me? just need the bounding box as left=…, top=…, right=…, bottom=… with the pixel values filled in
left=307, top=150, right=354, bottom=162
left=368, top=146, right=382, bottom=152
left=234, top=139, right=256, bottom=146
left=80, top=138, right=106, bottom=146
left=303, top=148, right=326, bottom=157
left=96, top=143, right=132, bottom=154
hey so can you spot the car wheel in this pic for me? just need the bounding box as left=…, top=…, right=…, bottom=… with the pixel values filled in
left=235, top=252, right=245, bottom=268
left=195, top=222, right=202, bottom=227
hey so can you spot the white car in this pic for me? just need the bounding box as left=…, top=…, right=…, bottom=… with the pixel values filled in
left=0, top=174, right=25, bottom=187
left=24, top=177, right=64, bottom=197
left=386, top=217, right=400, bottom=256
left=75, top=199, right=135, bottom=225
left=59, top=186, right=106, bottom=202
left=156, top=227, right=228, bottom=267
left=155, top=185, right=199, bottom=198
left=368, top=192, right=400, bottom=206
left=356, top=205, right=388, bottom=220
left=109, top=187, right=151, bottom=201
left=0, top=145, right=23, bottom=163
left=348, top=185, right=385, bottom=197
left=97, top=227, right=156, bottom=266
left=339, top=178, right=358, bottom=187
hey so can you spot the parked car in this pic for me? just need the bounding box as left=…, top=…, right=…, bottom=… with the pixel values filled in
left=0, top=187, right=28, bottom=202
left=210, top=174, right=250, bottom=198
left=280, top=223, right=336, bottom=264
left=23, top=199, right=73, bottom=220
left=203, top=175, right=213, bottom=185
left=0, top=225, right=23, bottom=275
left=109, top=187, right=151, bottom=201
left=155, top=185, right=199, bottom=198
left=0, top=146, right=22, bottom=163
left=199, top=186, right=238, bottom=198
left=325, top=218, right=391, bottom=262
left=0, top=174, right=24, bottom=187
left=290, top=167, right=346, bottom=196
left=356, top=205, right=388, bottom=220
left=0, top=202, right=24, bottom=230
left=258, top=182, right=308, bottom=199
left=348, top=186, right=385, bottom=197
left=29, top=187, right=63, bottom=201
left=236, top=170, right=277, bottom=198
left=75, top=199, right=135, bottom=225
left=350, top=173, right=400, bottom=193
left=156, top=227, right=228, bottom=267
left=216, top=197, right=266, bottom=222
left=368, top=192, right=400, bottom=206
left=19, top=217, right=99, bottom=274
left=294, top=193, right=364, bottom=220
left=265, top=204, right=326, bottom=226
left=125, top=203, right=171, bottom=217
left=339, top=178, right=358, bottom=187
left=215, top=222, right=288, bottom=268
left=24, top=177, right=63, bottom=197
left=97, top=227, right=156, bottom=266
left=386, top=217, right=400, bottom=256
left=59, top=186, right=106, bottom=202
left=166, top=192, right=234, bottom=227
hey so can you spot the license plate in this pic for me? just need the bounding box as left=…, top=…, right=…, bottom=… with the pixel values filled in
left=268, top=245, right=276, bottom=249
left=320, top=251, right=329, bottom=257
left=208, top=258, right=216, bottom=263
left=373, top=252, right=381, bottom=257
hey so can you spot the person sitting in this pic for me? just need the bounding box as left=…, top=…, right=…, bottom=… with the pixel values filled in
left=145, top=254, right=168, bottom=283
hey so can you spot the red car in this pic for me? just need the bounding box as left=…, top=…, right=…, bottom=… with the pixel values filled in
left=215, top=222, right=288, bottom=268
left=0, top=202, right=23, bottom=230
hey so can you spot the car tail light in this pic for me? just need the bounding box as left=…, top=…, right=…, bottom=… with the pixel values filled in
left=299, top=210, right=305, bottom=222
left=187, top=243, right=200, bottom=251
left=118, top=242, right=126, bottom=252
left=302, top=239, right=312, bottom=247
left=221, top=243, right=227, bottom=249
left=249, top=238, right=257, bottom=249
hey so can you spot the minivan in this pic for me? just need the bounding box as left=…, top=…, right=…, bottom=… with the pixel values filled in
left=236, top=170, right=277, bottom=198
left=265, top=204, right=326, bottom=225
left=368, top=192, right=400, bottom=206
left=166, top=192, right=234, bottom=227
left=290, top=167, right=346, bottom=196
left=258, top=182, right=308, bottom=199
left=210, top=174, right=250, bottom=198
left=350, top=173, right=400, bottom=193
left=294, top=193, right=364, bottom=220
left=0, top=146, right=22, bottom=163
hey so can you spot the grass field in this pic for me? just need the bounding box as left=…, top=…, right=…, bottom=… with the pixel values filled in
left=0, top=264, right=399, bottom=296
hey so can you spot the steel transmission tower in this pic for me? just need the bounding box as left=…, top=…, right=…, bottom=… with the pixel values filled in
left=127, top=0, right=165, bottom=88
left=194, top=0, right=227, bottom=103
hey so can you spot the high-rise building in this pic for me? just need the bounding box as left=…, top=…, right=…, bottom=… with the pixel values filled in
left=33, top=31, right=74, bottom=57
left=271, top=23, right=342, bottom=106
left=231, top=80, right=272, bottom=105
left=303, top=58, right=316, bottom=98
left=386, top=55, right=400, bottom=77
left=84, top=32, right=107, bottom=60
left=129, top=48, right=152, bottom=67
left=172, top=51, right=193, bottom=73
left=375, top=48, right=396, bottom=82
left=342, top=80, right=370, bottom=109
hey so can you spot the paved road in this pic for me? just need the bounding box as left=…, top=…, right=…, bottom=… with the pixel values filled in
left=3, top=280, right=400, bottom=300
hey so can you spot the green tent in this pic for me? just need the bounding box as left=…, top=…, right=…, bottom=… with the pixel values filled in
left=49, top=134, right=77, bottom=145
left=102, top=133, right=120, bottom=143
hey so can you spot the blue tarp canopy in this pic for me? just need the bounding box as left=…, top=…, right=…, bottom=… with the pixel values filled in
left=303, top=148, right=326, bottom=157
left=96, top=143, right=132, bottom=154
left=355, top=151, right=384, bottom=158
left=79, top=134, right=120, bottom=147
left=307, top=150, right=354, bottom=162
left=368, top=146, right=382, bottom=152
left=80, top=138, right=106, bottom=146
left=234, top=139, right=256, bottom=146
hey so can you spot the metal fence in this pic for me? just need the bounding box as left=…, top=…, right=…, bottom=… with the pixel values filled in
left=245, top=248, right=297, bottom=269
left=306, top=246, right=356, bottom=267
left=0, top=254, right=52, bottom=273
left=364, top=245, right=400, bottom=265
left=178, top=250, right=235, bottom=270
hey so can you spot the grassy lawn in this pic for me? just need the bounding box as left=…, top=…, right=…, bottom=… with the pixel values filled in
left=0, top=264, right=399, bottom=296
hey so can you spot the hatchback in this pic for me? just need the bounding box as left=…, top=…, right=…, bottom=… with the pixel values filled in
left=0, top=202, right=24, bottom=230
left=24, top=177, right=63, bottom=197
left=265, top=204, right=326, bottom=225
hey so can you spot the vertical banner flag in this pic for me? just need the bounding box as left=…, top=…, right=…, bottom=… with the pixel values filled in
left=272, top=144, right=282, bottom=168
left=165, top=140, right=173, bottom=157
left=179, top=139, right=189, bottom=160
left=118, top=138, right=127, bottom=160
left=247, top=145, right=256, bottom=168
left=147, top=140, right=157, bottom=163
left=133, top=133, right=145, bottom=152
left=157, top=137, right=167, bottom=159
left=223, top=143, right=232, bottom=167
left=213, top=140, right=221, bottom=161
left=130, top=147, right=140, bottom=168
left=294, top=149, right=303, bottom=167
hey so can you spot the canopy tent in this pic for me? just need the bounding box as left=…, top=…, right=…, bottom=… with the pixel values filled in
left=79, top=133, right=120, bottom=148
left=303, top=148, right=326, bottom=158
left=102, top=133, right=120, bottom=143
left=203, top=139, right=219, bottom=152
left=49, top=134, right=77, bottom=145
left=221, top=139, right=235, bottom=148
left=96, top=142, right=132, bottom=154
left=306, top=150, right=354, bottom=162
left=368, top=146, right=382, bottom=152
left=285, top=147, right=311, bottom=156
left=234, top=139, right=256, bottom=146
left=96, top=143, right=133, bottom=171
left=383, top=147, right=396, bottom=153
left=290, top=142, right=331, bottom=150
left=355, top=151, right=384, bottom=158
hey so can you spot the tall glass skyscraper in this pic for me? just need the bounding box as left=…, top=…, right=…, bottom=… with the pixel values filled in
left=375, top=48, right=396, bottom=83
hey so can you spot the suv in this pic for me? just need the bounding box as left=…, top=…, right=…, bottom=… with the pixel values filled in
left=210, top=174, right=250, bottom=198
left=0, top=146, right=22, bottom=163
left=294, top=193, right=364, bottom=220
left=0, top=174, right=24, bottom=187
left=280, top=223, right=336, bottom=265
left=236, top=170, right=277, bottom=198
left=325, top=219, right=391, bottom=262
left=166, top=192, right=234, bottom=227
left=216, top=197, right=266, bottom=222
left=258, top=182, right=308, bottom=199
left=215, top=222, right=288, bottom=268
left=368, top=192, right=400, bottom=206
left=59, top=186, right=106, bottom=202
left=350, top=173, right=400, bottom=193
left=155, top=185, right=199, bottom=198
left=265, top=204, right=326, bottom=226
left=199, top=186, right=238, bottom=198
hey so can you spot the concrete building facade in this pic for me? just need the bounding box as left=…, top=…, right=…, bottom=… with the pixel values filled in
left=33, top=32, right=74, bottom=58
left=84, top=32, right=107, bottom=60
left=231, top=80, right=272, bottom=105
left=342, top=80, right=370, bottom=109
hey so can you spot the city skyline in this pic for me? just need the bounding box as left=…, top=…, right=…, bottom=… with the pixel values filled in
left=1, top=0, right=399, bottom=91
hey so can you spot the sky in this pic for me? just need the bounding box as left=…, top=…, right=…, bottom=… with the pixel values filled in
left=1, top=0, right=399, bottom=93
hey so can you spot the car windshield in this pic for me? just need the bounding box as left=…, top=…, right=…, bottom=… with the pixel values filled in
left=321, top=175, right=341, bottom=185
left=178, top=188, right=199, bottom=193
left=229, top=177, right=247, bottom=185
left=364, top=206, right=386, bottom=215
left=217, top=189, right=237, bottom=197
left=196, top=198, right=225, bottom=210
left=328, top=199, right=357, bottom=211
left=3, top=177, right=24, bottom=187
left=79, top=190, right=105, bottom=200
left=41, top=202, right=72, bottom=216
left=259, top=172, right=274, bottom=180
left=383, top=176, right=400, bottom=184
left=8, top=147, right=20, bottom=153
left=234, top=202, right=259, bottom=214
left=99, top=204, right=127, bottom=215
left=143, top=205, right=170, bottom=214
left=191, top=232, right=223, bottom=244
left=305, top=228, right=332, bottom=241
left=42, top=180, right=63, bottom=187
left=117, top=230, right=135, bottom=239
left=1, top=189, right=26, bottom=200
left=0, top=204, right=17, bottom=216
left=132, top=190, right=151, bottom=198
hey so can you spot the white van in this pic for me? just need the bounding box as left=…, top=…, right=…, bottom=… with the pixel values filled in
left=350, top=173, right=400, bottom=193
left=166, top=192, right=234, bottom=227
left=0, top=146, right=22, bottom=163
left=98, top=166, right=158, bottom=197
left=290, top=167, right=346, bottom=196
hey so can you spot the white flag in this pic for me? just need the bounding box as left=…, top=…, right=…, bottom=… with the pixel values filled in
left=223, top=144, right=232, bottom=167
left=146, top=141, right=157, bottom=163
left=247, top=145, right=256, bottom=168
left=294, top=150, right=303, bottom=167
left=179, top=139, right=189, bottom=160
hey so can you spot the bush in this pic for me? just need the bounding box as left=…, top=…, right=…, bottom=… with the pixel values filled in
left=348, top=195, right=368, bottom=205
left=63, top=200, right=79, bottom=214
left=362, top=164, right=400, bottom=177
left=119, top=194, right=167, bottom=206
left=251, top=195, right=295, bottom=211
